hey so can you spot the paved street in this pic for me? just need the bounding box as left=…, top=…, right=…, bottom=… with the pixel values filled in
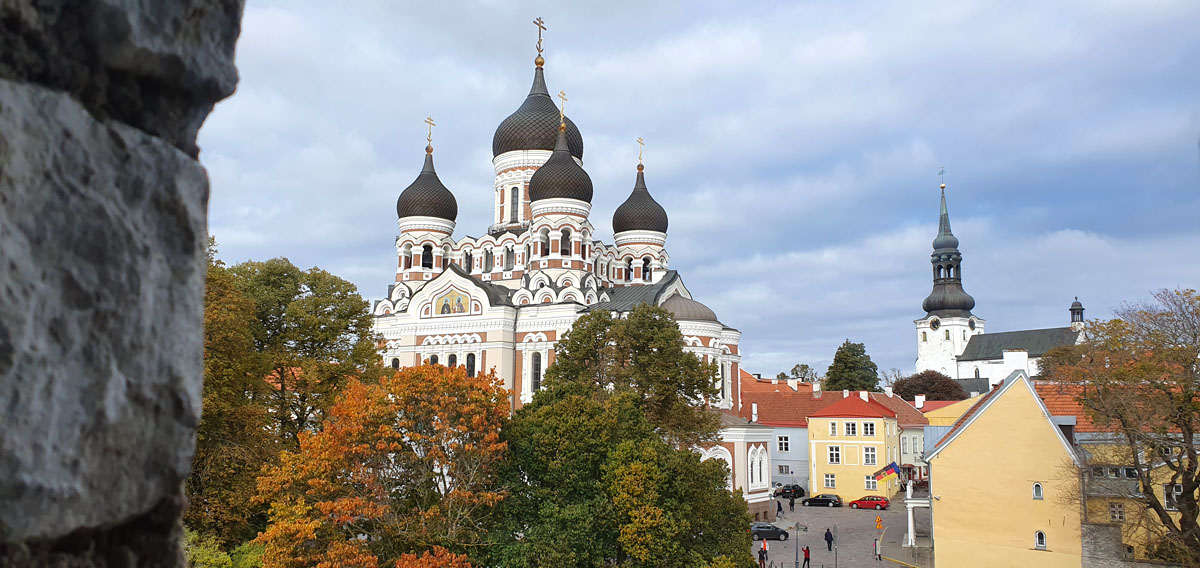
left=751, top=496, right=914, bottom=568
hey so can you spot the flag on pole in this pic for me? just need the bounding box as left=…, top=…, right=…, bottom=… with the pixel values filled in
left=872, top=462, right=901, bottom=482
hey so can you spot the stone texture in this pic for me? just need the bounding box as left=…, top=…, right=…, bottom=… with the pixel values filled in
left=0, top=0, right=243, bottom=156
left=0, top=76, right=207, bottom=544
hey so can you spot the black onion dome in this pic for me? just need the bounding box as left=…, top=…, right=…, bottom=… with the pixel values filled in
left=492, top=66, right=584, bottom=159
left=528, top=127, right=593, bottom=203
left=661, top=293, right=719, bottom=323
left=613, top=165, right=668, bottom=233
left=922, top=188, right=974, bottom=317
left=921, top=285, right=976, bottom=316
left=396, top=147, right=457, bottom=221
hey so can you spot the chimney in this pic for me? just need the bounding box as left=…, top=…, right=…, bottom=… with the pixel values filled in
left=771, top=377, right=778, bottom=385
left=813, top=381, right=822, bottom=397
left=884, top=386, right=894, bottom=397
left=751, top=402, right=759, bottom=422
left=859, top=391, right=869, bottom=402
left=753, top=373, right=762, bottom=380
left=914, top=394, right=926, bottom=409
left=843, top=389, right=850, bottom=398
left=787, top=378, right=799, bottom=391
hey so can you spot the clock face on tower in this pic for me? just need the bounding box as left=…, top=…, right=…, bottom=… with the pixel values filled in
left=930, top=319, right=941, bottom=331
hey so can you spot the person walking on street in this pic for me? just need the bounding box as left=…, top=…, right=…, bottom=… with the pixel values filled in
left=788, top=495, right=795, bottom=512
left=757, top=539, right=769, bottom=568
left=776, top=499, right=783, bottom=517
left=824, top=528, right=834, bottom=551
left=801, top=545, right=811, bottom=568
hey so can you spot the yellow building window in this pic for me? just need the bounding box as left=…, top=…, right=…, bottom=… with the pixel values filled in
left=828, top=446, right=841, bottom=464
left=1109, top=502, right=1124, bottom=522
left=824, top=474, right=836, bottom=488
left=864, top=447, right=877, bottom=466
left=829, top=422, right=837, bottom=437
left=1035, top=531, right=1047, bottom=550
left=863, top=422, right=876, bottom=436
left=844, top=421, right=857, bottom=436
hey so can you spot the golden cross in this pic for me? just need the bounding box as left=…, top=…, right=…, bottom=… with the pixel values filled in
left=533, top=17, right=546, bottom=54
left=424, top=116, right=436, bottom=144
left=557, top=90, right=567, bottom=124
left=637, top=137, right=644, bottom=163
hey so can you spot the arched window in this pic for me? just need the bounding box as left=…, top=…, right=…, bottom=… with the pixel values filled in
left=504, top=247, right=514, bottom=271
left=974, top=368, right=981, bottom=379
left=390, top=358, right=400, bottom=369
left=531, top=352, right=542, bottom=392
left=524, top=245, right=530, bottom=266
left=448, top=354, right=457, bottom=367
left=540, top=230, right=550, bottom=257
left=642, top=258, right=651, bottom=282
left=484, top=248, right=493, bottom=271
left=466, top=353, right=476, bottom=377
left=560, top=229, right=571, bottom=256
left=429, top=354, right=439, bottom=366
left=1035, top=531, right=1046, bottom=550
left=442, top=245, right=451, bottom=269
left=625, top=258, right=633, bottom=282
left=921, top=332, right=927, bottom=342
left=421, top=245, right=433, bottom=269
left=944, top=329, right=950, bottom=340
left=510, top=187, right=520, bottom=223
left=402, top=244, right=412, bottom=270
left=464, top=250, right=473, bottom=271
left=1032, top=483, right=1044, bottom=500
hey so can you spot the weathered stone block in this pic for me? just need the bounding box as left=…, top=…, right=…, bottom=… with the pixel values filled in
left=0, top=77, right=207, bottom=543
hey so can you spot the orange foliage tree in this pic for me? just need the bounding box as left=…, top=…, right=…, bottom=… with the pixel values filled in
left=254, top=365, right=508, bottom=568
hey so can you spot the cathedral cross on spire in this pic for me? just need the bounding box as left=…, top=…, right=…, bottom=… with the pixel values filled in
left=533, top=17, right=546, bottom=54
left=424, top=116, right=436, bottom=146
left=938, top=166, right=946, bottom=188
left=557, top=90, right=567, bottom=125
left=637, top=137, right=644, bottom=164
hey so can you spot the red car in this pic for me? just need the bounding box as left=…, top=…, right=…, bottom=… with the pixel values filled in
left=848, top=496, right=890, bottom=510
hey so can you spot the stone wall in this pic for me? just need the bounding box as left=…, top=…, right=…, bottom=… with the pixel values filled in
left=0, top=1, right=243, bottom=565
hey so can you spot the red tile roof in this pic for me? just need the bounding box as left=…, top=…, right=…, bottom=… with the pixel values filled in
left=870, top=394, right=929, bottom=428
left=917, top=400, right=960, bottom=413
left=810, top=395, right=897, bottom=419
left=1033, top=381, right=1105, bottom=433
left=738, top=371, right=833, bottom=427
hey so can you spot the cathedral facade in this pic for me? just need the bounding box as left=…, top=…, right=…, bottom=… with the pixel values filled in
left=370, top=46, right=774, bottom=519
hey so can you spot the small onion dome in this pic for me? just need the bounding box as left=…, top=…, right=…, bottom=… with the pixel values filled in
left=1070, top=297, right=1084, bottom=310
left=528, top=126, right=593, bottom=203
left=612, top=164, right=668, bottom=233
left=492, top=66, right=584, bottom=159
left=661, top=293, right=719, bottom=323
left=932, top=189, right=959, bottom=250
left=396, top=146, right=457, bottom=221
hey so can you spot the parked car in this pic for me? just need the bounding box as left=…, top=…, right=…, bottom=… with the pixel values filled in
left=777, top=484, right=805, bottom=499
left=750, top=522, right=789, bottom=541
left=848, top=496, right=890, bottom=510
left=802, top=493, right=843, bottom=507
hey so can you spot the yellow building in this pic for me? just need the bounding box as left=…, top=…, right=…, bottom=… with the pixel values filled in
left=807, top=392, right=901, bottom=500
left=925, top=371, right=1083, bottom=567
left=921, top=394, right=984, bottom=427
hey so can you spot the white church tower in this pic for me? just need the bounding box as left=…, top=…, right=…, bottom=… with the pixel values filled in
left=915, top=183, right=984, bottom=377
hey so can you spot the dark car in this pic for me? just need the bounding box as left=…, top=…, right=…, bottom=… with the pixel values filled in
left=751, top=522, right=789, bottom=541
left=802, top=493, right=843, bottom=507
left=778, top=484, right=805, bottom=499
left=848, top=495, right=890, bottom=510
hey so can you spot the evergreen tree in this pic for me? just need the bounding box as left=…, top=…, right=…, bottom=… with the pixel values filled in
left=823, top=339, right=881, bottom=392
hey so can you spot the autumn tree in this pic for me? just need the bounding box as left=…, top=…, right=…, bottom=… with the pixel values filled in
left=255, top=365, right=508, bottom=567
left=892, top=370, right=967, bottom=401
left=489, top=306, right=753, bottom=567
left=823, top=339, right=880, bottom=392
left=1042, top=289, right=1200, bottom=563
left=186, top=243, right=275, bottom=545
left=230, top=258, right=382, bottom=448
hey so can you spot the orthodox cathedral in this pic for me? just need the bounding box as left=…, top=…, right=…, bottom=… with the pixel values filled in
left=369, top=35, right=775, bottom=518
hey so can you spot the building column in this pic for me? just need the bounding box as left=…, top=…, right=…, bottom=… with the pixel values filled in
left=906, top=502, right=916, bottom=546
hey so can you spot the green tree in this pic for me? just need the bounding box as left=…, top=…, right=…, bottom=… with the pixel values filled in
left=892, top=370, right=966, bottom=401
left=775, top=363, right=819, bottom=382
left=823, top=339, right=880, bottom=392
left=546, top=304, right=721, bottom=447
left=489, top=306, right=753, bottom=567
left=230, top=258, right=382, bottom=448
left=184, top=528, right=233, bottom=568
left=186, top=247, right=274, bottom=545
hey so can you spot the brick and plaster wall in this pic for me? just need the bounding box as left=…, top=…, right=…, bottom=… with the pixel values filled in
left=0, top=1, right=244, bottom=565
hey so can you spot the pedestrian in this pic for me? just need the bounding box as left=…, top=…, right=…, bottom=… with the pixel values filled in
left=789, top=495, right=795, bottom=512
left=801, top=545, right=811, bottom=568
left=757, top=539, right=769, bottom=568
left=824, top=528, right=834, bottom=551
left=776, top=499, right=783, bottom=517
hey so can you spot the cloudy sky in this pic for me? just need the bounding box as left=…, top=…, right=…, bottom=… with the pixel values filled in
left=200, top=0, right=1200, bottom=377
